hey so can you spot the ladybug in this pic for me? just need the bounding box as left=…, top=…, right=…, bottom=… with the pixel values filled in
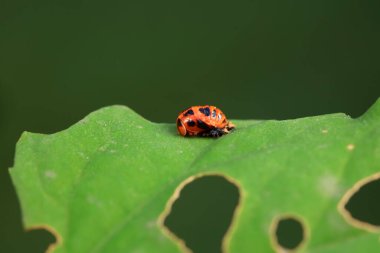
left=176, top=105, right=235, bottom=137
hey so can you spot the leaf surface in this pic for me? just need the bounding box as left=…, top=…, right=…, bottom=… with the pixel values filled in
left=10, top=100, right=380, bottom=253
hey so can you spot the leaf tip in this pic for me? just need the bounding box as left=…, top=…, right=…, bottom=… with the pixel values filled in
left=359, top=97, right=380, bottom=122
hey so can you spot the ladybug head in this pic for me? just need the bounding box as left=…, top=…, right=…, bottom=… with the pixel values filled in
left=176, top=118, right=187, bottom=136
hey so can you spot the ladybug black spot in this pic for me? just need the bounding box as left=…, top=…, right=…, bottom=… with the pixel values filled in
left=197, top=119, right=210, bottom=130
left=212, top=109, right=217, bottom=118
left=184, top=109, right=194, bottom=116
left=199, top=107, right=210, bottom=116
left=187, top=120, right=196, bottom=127
left=177, top=119, right=182, bottom=127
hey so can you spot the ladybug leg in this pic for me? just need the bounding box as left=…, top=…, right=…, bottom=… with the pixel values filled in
left=204, top=128, right=225, bottom=137
left=226, top=121, right=235, bottom=131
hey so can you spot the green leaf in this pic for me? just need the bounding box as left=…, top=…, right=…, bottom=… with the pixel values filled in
left=10, top=100, right=380, bottom=253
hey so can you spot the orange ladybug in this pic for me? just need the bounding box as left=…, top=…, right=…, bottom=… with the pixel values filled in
left=176, top=105, right=235, bottom=137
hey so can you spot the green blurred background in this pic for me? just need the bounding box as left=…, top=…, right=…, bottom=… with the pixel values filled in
left=1, top=0, right=380, bottom=252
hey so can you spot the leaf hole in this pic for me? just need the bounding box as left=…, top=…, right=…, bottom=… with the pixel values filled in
left=271, top=216, right=306, bottom=252
left=339, top=173, right=380, bottom=232
left=162, top=174, right=240, bottom=253
left=27, top=225, right=59, bottom=253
